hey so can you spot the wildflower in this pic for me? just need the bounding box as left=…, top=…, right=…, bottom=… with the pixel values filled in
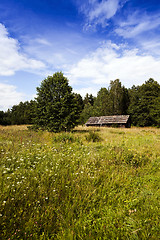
left=129, top=209, right=137, bottom=215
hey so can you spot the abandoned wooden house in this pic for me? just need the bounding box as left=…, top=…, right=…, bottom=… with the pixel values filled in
left=85, top=115, right=131, bottom=128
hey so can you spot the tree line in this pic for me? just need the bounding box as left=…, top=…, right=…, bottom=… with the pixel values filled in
left=0, top=72, right=160, bottom=130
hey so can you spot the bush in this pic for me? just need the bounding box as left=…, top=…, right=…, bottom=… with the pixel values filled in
left=85, top=131, right=102, bottom=142
left=53, top=132, right=80, bottom=143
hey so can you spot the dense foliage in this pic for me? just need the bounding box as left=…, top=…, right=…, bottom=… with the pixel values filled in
left=34, top=72, right=81, bottom=132
left=0, top=74, right=160, bottom=128
left=128, top=79, right=160, bottom=126
left=80, top=78, right=160, bottom=126
left=0, top=100, right=36, bottom=125
left=0, top=126, right=159, bottom=239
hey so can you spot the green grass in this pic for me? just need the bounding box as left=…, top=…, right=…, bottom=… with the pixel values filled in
left=0, top=125, right=160, bottom=239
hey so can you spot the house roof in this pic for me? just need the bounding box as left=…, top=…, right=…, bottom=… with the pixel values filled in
left=86, top=115, right=130, bottom=125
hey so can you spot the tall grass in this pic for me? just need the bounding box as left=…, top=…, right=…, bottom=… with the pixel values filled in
left=0, top=126, right=159, bottom=239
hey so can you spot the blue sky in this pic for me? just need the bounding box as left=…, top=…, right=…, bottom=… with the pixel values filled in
left=0, top=0, right=160, bottom=111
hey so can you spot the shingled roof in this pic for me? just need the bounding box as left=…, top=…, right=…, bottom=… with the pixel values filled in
left=86, top=115, right=130, bottom=127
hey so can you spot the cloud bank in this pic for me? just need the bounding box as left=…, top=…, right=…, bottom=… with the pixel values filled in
left=0, top=23, right=46, bottom=76
left=0, top=83, right=25, bottom=111
left=68, top=41, right=160, bottom=96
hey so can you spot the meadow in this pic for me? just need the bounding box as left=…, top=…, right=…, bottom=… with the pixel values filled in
left=0, top=125, right=159, bottom=239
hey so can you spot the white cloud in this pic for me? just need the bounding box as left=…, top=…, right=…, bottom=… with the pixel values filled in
left=115, top=12, right=160, bottom=38
left=0, top=83, right=25, bottom=111
left=80, top=0, right=126, bottom=29
left=34, top=38, right=51, bottom=46
left=73, top=87, right=98, bottom=98
left=140, top=39, right=160, bottom=56
left=89, top=0, right=119, bottom=22
left=68, top=41, right=160, bottom=91
left=0, top=23, right=46, bottom=76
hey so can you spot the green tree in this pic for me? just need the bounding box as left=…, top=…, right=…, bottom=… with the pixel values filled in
left=73, top=93, right=84, bottom=124
left=121, top=86, right=130, bottom=114
left=93, top=88, right=111, bottom=116
left=0, top=111, right=5, bottom=125
left=79, top=103, right=94, bottom=124
left=6, top=101, right=36, bottom=125
left=34, top=72, right=79, bottom=132
left=128, top=79, right=160, bottom=126
left=83, top=93, right=95, bottom=106
left=109, top=79, right=124, bottom=115
left=74, top=93, right=84, bottom=112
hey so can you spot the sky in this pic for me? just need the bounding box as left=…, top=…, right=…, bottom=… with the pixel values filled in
left=0, top=0, right=160, bottom=111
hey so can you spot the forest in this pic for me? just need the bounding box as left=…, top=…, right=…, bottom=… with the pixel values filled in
left=0, top=74, right=160, bottom=128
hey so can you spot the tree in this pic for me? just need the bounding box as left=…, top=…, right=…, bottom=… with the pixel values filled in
left=109, top=79, right=124, bottom=115
left=83, top=93, right=95, bottom=106
left=128, top=79, right=160, bottom=126
left=79, top=103, right=94, bottom=124
left=4, top=101, right=36, bottom=125
left=0, top=111, right=5, bottom=125
left=34, top=72, right=79, bottom=132
left=93, top=88, right=111, bottom=116
left=73, top=93, right=84, bottom=124
left=121, top=86, right=130, bottom=114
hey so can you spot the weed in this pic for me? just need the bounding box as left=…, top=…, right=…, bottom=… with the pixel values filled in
left=85, top=131, right=102, bottom=142
left=0, top=126, right=159, bottom=239
left=53, top=132, right=80, bottom=143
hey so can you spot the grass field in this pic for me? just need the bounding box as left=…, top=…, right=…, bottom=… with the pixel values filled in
left=0, top=125, right=160, bottom=239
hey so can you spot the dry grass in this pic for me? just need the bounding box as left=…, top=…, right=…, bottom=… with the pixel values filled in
left=0, top=125, right=29, bottom=131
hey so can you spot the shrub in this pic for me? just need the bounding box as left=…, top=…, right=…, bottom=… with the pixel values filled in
left=53, top=132, right=80, bottom=143
left=85, top=131, right=102, bottom=142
